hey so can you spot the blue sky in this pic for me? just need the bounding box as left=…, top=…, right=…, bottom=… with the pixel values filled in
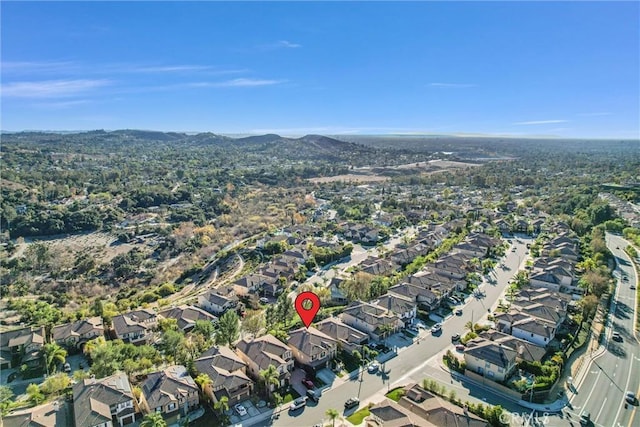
left=2, top=1, right=639, bottom=138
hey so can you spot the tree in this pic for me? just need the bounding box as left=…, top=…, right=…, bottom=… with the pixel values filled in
left=140, top=411, right=168, bottom=427
left=580, top=295, right=599, bottom=324
left=43, top=342, right=67, bottom=375
left=195, top=373, right=212, bottom=401
left=26, top=383, right=44, bottom=405
left=214, top=395, right=229, bottom=415
left=215, top=310, right=240, bottom=347
left=241, top=310, right=265, bottom=337
left=0, top=385, right=14, bottom=416
left=260, top=364, right=280, bottom=395
left=326, top=408, right=339, bottom=427
left=161, top=329, right=185, bottom=362
left=193, top=320, right=215, bottom=338
left=275, top=292, right=294, bottom=327
left=40, top=373, right=71, bottom=396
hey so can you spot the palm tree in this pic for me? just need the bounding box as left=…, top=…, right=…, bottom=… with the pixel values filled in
left=464, top=321, right=475, bottom=335
left=213, top=395, right=229, bottom=415
left=195, top=373, right=212, bottom=401
left=259, top=364, right=280, bottom=396
left=140, top=412, right=167, bottom=427
left=326, top=408, right=339, bottom=427
left=42, top=343, right=67, bottom=375
left=83, top=336, right=106, bottom=358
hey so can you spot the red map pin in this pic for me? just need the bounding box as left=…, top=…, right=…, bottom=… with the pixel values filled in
left=295, top=291, right=321, bottom=328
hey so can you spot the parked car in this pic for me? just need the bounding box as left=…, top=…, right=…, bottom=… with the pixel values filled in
left=367, top=362, right=380, bottom=374
left=431, top=323, right=442, bottom=334
left=302, top=378, right=315, bottom=389
left=579, top=411, right=590, bottom=425
left=290, top=397, right=307, bottom=411
left=344, top=397, right=359, bottom=409
left=63, top=362, right=71, bottom=373
left=612, top=332, right=622, bottom=342
left=259, top=297, right=269, bottom=304
left=631, top=284, right=636, bottom=290
left=455, top=344, right=465, bottom=352
left=306, top=389, right=320, bottom=402
left=451, top=333, right=461, bottom=342
left=455, top=308, right=463, bottom=316
left=234, top=404, right=248, bottom=417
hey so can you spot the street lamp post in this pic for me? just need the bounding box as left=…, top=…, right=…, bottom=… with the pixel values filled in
left=529, top=375, right=536, bottom=403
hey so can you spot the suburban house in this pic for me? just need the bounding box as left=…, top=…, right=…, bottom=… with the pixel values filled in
left=476, top=331, right=546, bottom=363
left=328, top=278, right=349, bottom=305
left=51, top=317, right=104, bottom=351
left=360, top=256, right=399, bottom=276
left=315, top=317, right=368, bottom=354
left=139, top=365, right=199, bottom=420
left=194, top=346, right=252, bottom=405
left=157, top=305, right=218, bottom=332
left=368, top=383, right=489, bottom=427
left=463, top=340, right=518, bottom=382
left=2, top=401, right=65, bottom=427
left=340, top=301, right=404, bottom=342
left=372, top=293, right=417, bottom=326
left=111, top=309, right=157, bottom=345
left=286, top=327, right=337, bottom=370
left=198, top=286, right=238, bottom=316
left=511, top=318, right=557, bottom=347
left=235, top=334, right=294, bottom=389
left=528, top=271, right=564, bottom=292
left=388, top=282, right=440, bottom=312
left=73, top=372, right=138, bottom=427
left=0, top=325, right=46, bottom=369
left=233, top=273, right=270, bottom=296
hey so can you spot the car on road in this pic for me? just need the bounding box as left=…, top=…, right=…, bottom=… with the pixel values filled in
left=454, top=308, right=463, bottom=316
left=306, top=389, right=320, bottom=402
left=289, top=397, right=307, bottom=411
left=367, top=361, right=380, bottom=374
left=631, top=284, right=636, bottom=290
left=579, top=411, right=590, bottom=425
left=63, top=362, right=71, bottom=373
left=234, top=404, right=248, bottom=417
left=451, top=333, right=460, bottom=342
left=344, top=397, right=359, bottom=409
left=622, top=275, right=629, bottom=282
left=455, top=344, right=465, bottom=352
left=626, top=391, right=637, bottom=404
left=612, top=332, right=623, bottom=342
left=431, top=323, right=442, bottom=334
left=511, top=247, right=517, bottom=252
left=302, top=378, right=315, bottom=389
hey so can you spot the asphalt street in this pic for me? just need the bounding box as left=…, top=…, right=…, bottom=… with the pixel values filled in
left=546, top=233, right=639, bottom=427
left=253, top=235, right=534, bottom=427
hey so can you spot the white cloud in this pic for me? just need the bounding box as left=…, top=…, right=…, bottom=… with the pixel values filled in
left=429, top=82, right=476, bottom=88
left=277, top=40, right=301, bottom=48
left=32, top=99, right=92, bottom=109
left=1, top=79, right=111, bottom=98
left=211, top=78, right=285, bottom=87
left=513, top=120, right=568, bottom=125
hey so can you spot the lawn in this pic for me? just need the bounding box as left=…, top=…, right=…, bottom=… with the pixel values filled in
left=281, top=388, right=301, bottom=403
left=385, top=387, right=405, bottom=402
left=346, top=406, right=370, bottom=424
left=337, top=350, right=361, bottom=373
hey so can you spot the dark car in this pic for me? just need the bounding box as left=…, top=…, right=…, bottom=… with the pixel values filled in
left=612, top=332, right=623, bottom=342
left=344, top=397, right=359, bottom=409
left=302, top=378, right=315, bottom=389
left=451, top=333, right=461, bottom=342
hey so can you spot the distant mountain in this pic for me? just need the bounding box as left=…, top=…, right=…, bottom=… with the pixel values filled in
left=234, top=134, right=283, bottom=144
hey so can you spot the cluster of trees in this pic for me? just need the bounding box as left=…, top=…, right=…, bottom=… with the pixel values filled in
left=83, top=337, right=163, bottom=378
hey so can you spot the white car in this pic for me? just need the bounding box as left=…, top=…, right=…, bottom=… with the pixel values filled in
left=367, top=361, right=380, bottom=373
left=234, top=404, right=248, bottom=417
left=431, top=323, right=442, bottom=334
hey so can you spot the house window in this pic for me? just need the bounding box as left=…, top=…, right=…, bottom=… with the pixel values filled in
left=156, top=407, right=162, bottom=412
left=320, top=352, right=326, bottom=358
left=531, top=333, right=534, bottom=337
left=488, top=371, right=495, bottom=378
left=168, top=403, right=176, bottom=411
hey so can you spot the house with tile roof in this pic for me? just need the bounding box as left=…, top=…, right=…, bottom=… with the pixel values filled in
left=51, top=317, right=104, bottom=351
left=157, top=305, right=217, bottom=333
left=286, top=327, right=337, bottom=370
left=0, top=325, right=45, bottom=369
left=73, top=372, right=138, bottom=427
left=139, top=365, right=199, bottom=420
left=111, top=309, right=157, bottom=345
left=340, top=301, right=404, bottom=342
left=193, top=346, right=252, bottom=405
left=235, top=334, right=294, bottom=389
left=315, top=317, right=368, bottom=354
